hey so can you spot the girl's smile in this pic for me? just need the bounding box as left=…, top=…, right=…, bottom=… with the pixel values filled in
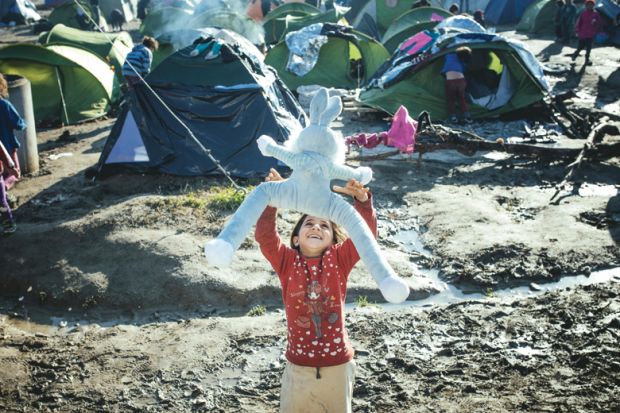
left=294, top=216, right=334, bottom=257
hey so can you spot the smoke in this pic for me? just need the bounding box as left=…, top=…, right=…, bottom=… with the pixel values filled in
left=148, top=0, right=265, bottom=49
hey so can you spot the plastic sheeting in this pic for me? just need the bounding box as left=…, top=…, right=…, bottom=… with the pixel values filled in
left=285, top=23, right=328, bottom=77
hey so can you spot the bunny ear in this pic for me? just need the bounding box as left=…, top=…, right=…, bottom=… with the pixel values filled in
left=318, top=95, right=342, bottom=126
left=309, top=88, right=329, bottom=125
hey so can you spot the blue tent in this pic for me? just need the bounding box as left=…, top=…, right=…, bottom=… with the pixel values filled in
left=596, top=0, right=620, bottom=46
left=484, top=0, right=536, bottom=25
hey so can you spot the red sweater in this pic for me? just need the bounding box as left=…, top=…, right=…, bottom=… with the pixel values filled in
left=575, top=9, right=601, bottom=39
left=255, top=196, right=377, bottom=367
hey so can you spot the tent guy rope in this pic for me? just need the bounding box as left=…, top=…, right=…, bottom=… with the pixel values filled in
left=72, top=0, right=245, bottom=192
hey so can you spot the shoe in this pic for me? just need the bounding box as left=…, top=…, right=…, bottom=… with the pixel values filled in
left=2, top=219, right=16, bottom=235
left=585, top=60, right=593, bottom=66
left=461, top=113, right=473, bottom=124
left=448, top=115, right=458, bottom=124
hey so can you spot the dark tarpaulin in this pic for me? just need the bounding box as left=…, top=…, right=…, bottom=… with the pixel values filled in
left=97, top=80, right=305, bottom=178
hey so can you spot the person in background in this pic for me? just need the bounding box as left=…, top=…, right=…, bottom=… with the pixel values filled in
left=0, top=73, right=26, bottom=235
left=411, top=0, right=431, bottom=9
left=89, top=0, right=101, bottom=29
left=561, top=0, right=577, bottom=44
left=122, top=36, right=159, bottom=88
left=473, top=9, right=486, bottom=28
left=572, top=0, right=601, bottom=65
left=109, top=8, right=126, bottom=31
left=441, top=46, right=472, bottom=124
left=449, top=3, right=459, bottom=14
left=554, top=0, right=565, bottom=41
left=137, top=0, right=150, bottom=20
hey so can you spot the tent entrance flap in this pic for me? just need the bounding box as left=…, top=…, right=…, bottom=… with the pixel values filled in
left=466, top=49, right=514, bottom=111
left=468, top=66, right=514, bottom=110
left=106, top=111, right=149, bottom=163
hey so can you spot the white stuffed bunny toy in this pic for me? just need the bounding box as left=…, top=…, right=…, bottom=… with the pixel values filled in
left=204, top=87, right=410, bottom=303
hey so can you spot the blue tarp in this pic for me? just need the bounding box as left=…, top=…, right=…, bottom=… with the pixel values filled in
left=484, top=0, right=537, bottom=25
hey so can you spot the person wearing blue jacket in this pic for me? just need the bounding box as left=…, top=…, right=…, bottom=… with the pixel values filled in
left=441, top=46, right=472, bottom=123
left=122, top=36, right=159, bottom=88
left=0, top=73, right=26, bottom=235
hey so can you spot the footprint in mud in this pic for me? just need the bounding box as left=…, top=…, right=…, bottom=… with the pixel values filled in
left=495, top=195, right=541, bottom=222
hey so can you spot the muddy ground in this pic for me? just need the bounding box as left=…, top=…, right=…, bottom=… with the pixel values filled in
left=1, top=5, right=620, bottom=413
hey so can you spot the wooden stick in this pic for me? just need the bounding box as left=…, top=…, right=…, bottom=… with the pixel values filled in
left=549, top=120, right=619, bottom=203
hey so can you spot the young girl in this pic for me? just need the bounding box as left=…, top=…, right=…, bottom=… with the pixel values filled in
left=255, top=168, right=374, bottom=413
left=0, top=73, right=25, bottom=235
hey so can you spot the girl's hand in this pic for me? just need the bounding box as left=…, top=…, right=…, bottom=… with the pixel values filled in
left=265, top=168, right=284, bottom=182
left=333, top=179, right=369, bottom=202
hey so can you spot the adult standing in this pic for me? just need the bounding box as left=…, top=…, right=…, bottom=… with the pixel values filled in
left=560, top=0, right=577, bottom=44
left=554, top=0, right=565, bottom=41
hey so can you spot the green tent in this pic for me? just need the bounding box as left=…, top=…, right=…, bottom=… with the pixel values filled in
left=48, top=0, right=108, bottom=31
left=265, top=24, right=389, bottom=91
left=382, top=7, right=451, bottom=53
left=147, top=31, right=269, bottom=87
left=359, top=31, right=548, bottom=120
left=0, top=44, right=118, bottom=125
left=139, top=7, right=192, bottom=36
left=38, top=24, right=133, bottom=82
left=516, top=0, right=557, bottom=35
left=359, top=0, right=420, bottom=36
left=262, top=2, right=323, bottom=44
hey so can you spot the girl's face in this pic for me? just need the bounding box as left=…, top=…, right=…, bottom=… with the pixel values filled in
left=293, top=216, right=334, bottom=258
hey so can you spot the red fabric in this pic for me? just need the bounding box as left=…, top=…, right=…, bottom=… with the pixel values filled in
left=3, top=150, right=20, bottom=190
left=445, top=78, right=469, bottom=114
left=255, top=196, right=377, bottom=367
left=345, top=132, right=387, bottom=149
left=575, top=9, right=601, bottom=39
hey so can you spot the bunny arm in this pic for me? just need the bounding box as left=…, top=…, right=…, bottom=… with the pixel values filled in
left=262, top=142, right=311, bottom=170
left=329, top=163, right=367, bottom=182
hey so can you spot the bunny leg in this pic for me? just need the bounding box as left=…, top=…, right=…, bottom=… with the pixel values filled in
left=204, top=183, right=272, bottom=267
left=329, top=198, right=410, bottom=303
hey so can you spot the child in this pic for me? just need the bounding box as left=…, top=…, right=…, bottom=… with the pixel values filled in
left=122, top=36, right=159, bottom=88
left=571, top=0, right=601, bottom=66
left=255, top=168, right=374, bottom=413
left=473, top=9, right=487, bottom=28
left=441, top=46, right=472, bottom=124
left=0, top=73, right=26, bottom=235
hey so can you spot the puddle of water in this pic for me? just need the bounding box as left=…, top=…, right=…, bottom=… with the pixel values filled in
left=379, top=229, right=620, bottom=311
left=390, top=228, right=432, bottom=257
left=577, top=183, right=618, bottom=198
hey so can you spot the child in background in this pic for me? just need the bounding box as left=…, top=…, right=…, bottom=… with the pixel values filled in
left=122, top=36, right=159, bottom=88
left=572, top=0, right=601, bottom=66
left=255, top=168, right=375, bottom=413
left=441, top=46, right=472, bottom=124
left=0, top=73, right=26, bottom=235
left=473, top=9, right=487, bottom=28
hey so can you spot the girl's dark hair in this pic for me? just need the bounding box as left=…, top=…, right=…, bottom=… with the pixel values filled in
left=0, top=73, right=8, bottom=98
left=290, top=214, right=347, bottom=250
left=456, top=46, right=472, bottom=63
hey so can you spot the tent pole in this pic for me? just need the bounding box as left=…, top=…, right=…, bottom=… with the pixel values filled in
left=54, top=66, right=70, bottom=125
